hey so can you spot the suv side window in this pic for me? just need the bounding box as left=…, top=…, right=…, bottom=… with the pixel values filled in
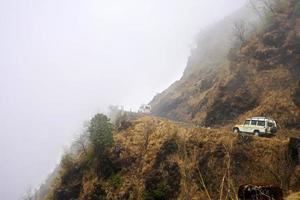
left=244, top=120, right=250, bottom=125
left=268, top=122, right=274, bottom=127
left=251, top=120, right=257, bottom=125
left=257, top=121, right=265, bottom=126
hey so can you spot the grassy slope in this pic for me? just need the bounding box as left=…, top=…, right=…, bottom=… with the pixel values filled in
left=46, top=116, right=300, bottom=199
left=287, top=192, right=300, bottom=200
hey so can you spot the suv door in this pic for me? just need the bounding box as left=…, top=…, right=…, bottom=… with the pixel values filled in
left=257, top=120, right=266, bottom=133
left=241, top=120, right=251, bottom=133
left=249, top=120, right=258, bottom=133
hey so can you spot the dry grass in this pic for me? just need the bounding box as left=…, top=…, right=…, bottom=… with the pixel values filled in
left=113, top=116, right=298, bottom=199
left=46, top=115, right=300, bottom=199
left=286, top=191, right=300, bottom=200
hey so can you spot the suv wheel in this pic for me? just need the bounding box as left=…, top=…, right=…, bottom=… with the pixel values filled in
left=233, top=128, right=239, bottom=134
left=254, top=130, right=260, bottom=137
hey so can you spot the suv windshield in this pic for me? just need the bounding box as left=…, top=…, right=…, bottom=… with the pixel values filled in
left=268, top=122, right=274, bottom=127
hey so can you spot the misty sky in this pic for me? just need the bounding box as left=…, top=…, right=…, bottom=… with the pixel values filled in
left=0, top=0, right=246, bottom=199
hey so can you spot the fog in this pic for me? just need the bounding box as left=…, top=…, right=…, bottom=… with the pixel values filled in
left=0, top=0, right=246, bottom=199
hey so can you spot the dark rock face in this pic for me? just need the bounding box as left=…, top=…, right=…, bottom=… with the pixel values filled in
left=288, top=137, right=300, bottom=165
left=238, top=184, right=283, bottom=200
left=292, top=81, right=300, bottom=108
left=277, top=139, right=300, bottom=191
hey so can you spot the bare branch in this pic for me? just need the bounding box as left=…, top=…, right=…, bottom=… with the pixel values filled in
left=233, top=20, right=248, bottom=43
left=260, top=0, right=276, bottom=14
left=249, top=0, right=264, bottom=19
left=249, top=0, right=279, bottom=17
left=72, top=131, right=89, bottom=155
left=21, top=188, right=34, bottom=200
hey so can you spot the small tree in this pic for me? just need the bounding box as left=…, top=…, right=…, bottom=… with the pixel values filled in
left=233, top=20, right=248, bottom=43
left=249, top=0, right=279, bottom=17
left=22, top=188, right=34, bottom=200
left=88, top=114, right=114, bottom=155
left=107, top=105, right=123, bottom=124
left=260, top=0, right=278, bottom=14
left=249, top=0, right=264, bottom=19
left=72, top=131, right=89, bottom=156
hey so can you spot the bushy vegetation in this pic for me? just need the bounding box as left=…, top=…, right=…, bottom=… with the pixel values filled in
left=42, top=113, right=119, bottom=200
left=96, top=155, right=119, bottom=179
left=110, top=174, right=123, bottom=189
left=144, top=162, right=181, bottom=200
left=80, top=178, right=107, bottom=200
left=154, top=137, right=178, bottom=167
left=52, top=160, right=84, bottom=200
left=143, top=181, right=171, bottom=200
left=60, top=153, right=75, bottom=172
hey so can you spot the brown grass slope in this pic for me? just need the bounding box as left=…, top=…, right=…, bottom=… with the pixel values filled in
left=287, top=191, right=300, bottom=200
left=46, top=116, right=300, bottom=200
left=150, top=0, right=300, bottom=129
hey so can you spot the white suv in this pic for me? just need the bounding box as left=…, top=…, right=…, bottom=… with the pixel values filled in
left=233, top=117, right=277, bottom=136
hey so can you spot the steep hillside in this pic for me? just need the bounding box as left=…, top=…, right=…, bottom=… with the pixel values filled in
left=36, top=1, right=300, bottom=200
left=44, top=116, right=300, bottom=200
left=150, top=0, right=300, bottom=129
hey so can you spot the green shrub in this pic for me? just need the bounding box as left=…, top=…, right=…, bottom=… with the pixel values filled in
left=88, top=113, right=114, bottom=155
left=264, top=12, right=275, bottom=26
left=110, top=174, right=123, bottom=189
left=143, top=182, right=171, bottom=200
left=60, top=153, right=75, bottom=171
left=83, top=147, right=95, bottom=164
left=96, top=155, right=118, bottom=179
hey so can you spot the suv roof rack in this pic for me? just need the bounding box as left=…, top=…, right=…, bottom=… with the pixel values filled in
left=248, top=117, right=275, bottom=121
